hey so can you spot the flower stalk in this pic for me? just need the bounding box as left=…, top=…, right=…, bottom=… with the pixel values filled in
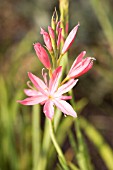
left=49, top=120, right=70, bottom=170
left=32, top=105, right=41, bottom=170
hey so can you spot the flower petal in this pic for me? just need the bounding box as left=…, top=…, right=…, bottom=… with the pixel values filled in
left=61, top=23, right=80, bottom=54
left=43, top=100, right=54, bottom=119
left=28, top=72, right=48, bottom=96
left=75, top=60, right=94, bottom=77
left=68, top=57, right=94, bottom=78
left=49, top=66, right=62, bottom=94
left=56, top=79, right=78, bottom=95
left=24, top=89, right=42, bottom=96
left=17, top=95, right=47, bottom=105
left=60, top=96, right=72, bottom=100
left=69, top=51, right=86, bottom=72
left=54, top=99, right=77, bottom=117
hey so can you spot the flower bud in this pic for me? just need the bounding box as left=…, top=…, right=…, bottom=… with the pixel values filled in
left=48, top=26, right=55, bottom=39
left=67, top=51, right=95, bottom=78
left=34, top=43, right=51, bottom=69
left=40, top=28, right=52, bottom=51
left=57, top=28, right=62, bottom=48
left=61, top=23, right=80, bottom=54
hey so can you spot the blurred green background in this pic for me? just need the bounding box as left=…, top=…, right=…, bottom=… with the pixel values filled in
left=0, top=0, right=113, bottom=170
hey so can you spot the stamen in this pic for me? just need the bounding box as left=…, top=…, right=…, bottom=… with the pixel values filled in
left=42, top=68, right=48, bottom=86
left=27, top=81, right=34, bottom=90
left=91, top=57, right=96, bottom=61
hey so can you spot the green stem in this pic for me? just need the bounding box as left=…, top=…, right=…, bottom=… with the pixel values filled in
left=50, top=51, right=56, bottom=70
left=36, top=118, right=51, bottom=170
left=57, top=54, right=63, bottom=66
left=32, top=105, right=41, bottom=170
left=49, top=120, right=70, bottom=170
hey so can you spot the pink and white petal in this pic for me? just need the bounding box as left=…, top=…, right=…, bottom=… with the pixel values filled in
left=24, top=89, right=42, bottom=96
left=61, top=23, right=80, bottom=54
left=28, top=72, right=48, bottom=96
left=75, top=61, right=94, bottom=77
left=68, top=58, right=93, bottom=78
left=54, top=99, right=77, bottom=117
left=43, top=100, right=54, bottom=119
left=49, top=66, right=62, bottom=94
left=57, top=79, right=78, bottom=95
left=69, top=51, right=86, bottom=72
left=60, top=95, right=72, bottom=100
left=17, top=95, right=47, bottom=105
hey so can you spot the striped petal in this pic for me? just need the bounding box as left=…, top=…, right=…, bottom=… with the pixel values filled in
left=61, top=23, right=80, bottom=54
left=17, top=95, right=47, bottom=105
left=43, top=100, right=54, bottom=119
left=24, top=89, right=42, bottom=96
left=69, top=51, right=86, bottom=72
left=56, top=79, right=78, bottom=95
left=60, top=96, right=72, bottom=100
left=54, top=99, right=77, bottom=117
left=49, top=66, right=62, bottom=94
left=28, top=72, right=48, bottom=96
left=68, top=57, right=93, bottom=78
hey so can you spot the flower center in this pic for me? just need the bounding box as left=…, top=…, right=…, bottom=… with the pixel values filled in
left=48, top=95, right=53, bottom=100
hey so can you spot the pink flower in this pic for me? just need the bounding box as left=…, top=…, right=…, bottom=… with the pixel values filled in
left=40, top=28, right=52, bottom=51
left=61, top=23, right=80, bottom=54
left=17, top=66, right=78, bottom=119
left=34, top=43, right=51, bottom=69
left=67, top=51, right=95, bottom=79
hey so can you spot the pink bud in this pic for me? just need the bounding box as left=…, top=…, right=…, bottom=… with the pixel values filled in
left=34, top=43, right=51, bottom=69
left=56, top=21, right=61, bottom=32
left=48, top=26, right=55, bottom=39
left=57, top=28, right=62, bottom=48
left=40, top=28, right=52, bottom=51
left=67, top=51, right=95, bottom=78
left=61, top=23, right=80, bottom=54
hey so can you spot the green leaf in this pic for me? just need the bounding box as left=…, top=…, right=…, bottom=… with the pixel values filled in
left=80, top=117, right=113, bottom=170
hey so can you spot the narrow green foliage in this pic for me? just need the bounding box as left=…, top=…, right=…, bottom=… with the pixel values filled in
left=89, top=0, right=113, bottom=55
left=49, top=120, right=70, bottom=170
left=75, top=119, right=93, bottom=170
left=32, top=105, right=41, bottom=170
left=80, top=117, right=113, bottom=170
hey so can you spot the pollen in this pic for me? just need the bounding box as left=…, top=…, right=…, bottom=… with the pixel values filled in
left=48, top=95, right=53, bottom=99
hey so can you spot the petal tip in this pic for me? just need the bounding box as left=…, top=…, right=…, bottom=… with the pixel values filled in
left=77, top=22, right=80, bottom=26
left=83, top=51, right=86, bottom=55
left=72, top=112, right=77, bottom=118
left=40, top=27, right=44, bottom=34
